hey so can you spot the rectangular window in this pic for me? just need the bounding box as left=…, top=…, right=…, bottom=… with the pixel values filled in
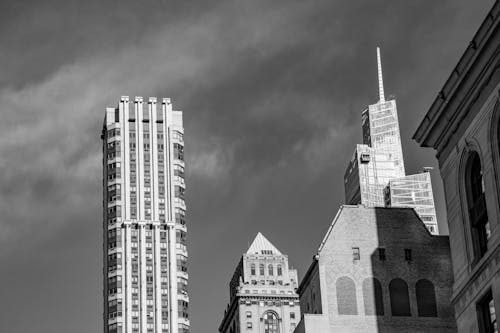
left=404, top=249, right=412, bottom=262
left=246, top=311, right=252, bottom=318
left=378, top=248, right=386, bottom=261
left=478, top=291, right=498, bottom=333
left=352, top=247, right=360, bottom=261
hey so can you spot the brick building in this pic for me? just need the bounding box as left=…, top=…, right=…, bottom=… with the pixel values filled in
left=219, top=233, right=301, bottom=333
left=414, top=1, right=500, bottom=331
left=294, top=205, right=456, bottom=332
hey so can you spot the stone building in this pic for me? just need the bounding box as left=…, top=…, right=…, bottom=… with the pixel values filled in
left=294, top=205, right=456, bottom=332
left=413, top=1, right=500, bottom=331
left=219, top=233, right=301, bottom=333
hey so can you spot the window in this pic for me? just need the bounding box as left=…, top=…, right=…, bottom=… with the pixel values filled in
left=478, top=291, right=498, bottom=333
left=250, top=264, right=256, bottom=276
left=404, top=249, right=412, bottom=261
left=290, top=312, right=295, bottom=319
left=246, top=322, right=252, bottom=329
left=336, top=276, right=358, bottom=315
left=416, top=279, right=437, bottom=317
left=263, top=311, right=279, bottom=333
left=246, top=311, right=252, bottom=318
left=260, top=264, right=265, bottom=276
left=268, top=264, right=274, bottom=276
left=465, top=151, right=490, bottom=259
left=389, top=278, right=411, bottom=316
left=352, top=247, right=360, bottom=261
left=378, top=248, right=386, bottom=261
left=277, top=264, right=283, bottom=276
left=174, top=143, right=184, bottom=161
left=362, top=278, right=384, bottom=316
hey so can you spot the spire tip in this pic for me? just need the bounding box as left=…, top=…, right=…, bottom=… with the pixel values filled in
left=377, top=47, right=385, bottom=102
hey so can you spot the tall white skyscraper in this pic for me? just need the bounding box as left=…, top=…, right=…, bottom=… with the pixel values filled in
left=102, top=96, right=189, bottom=333
left=344, top=48, right=439, bottom=234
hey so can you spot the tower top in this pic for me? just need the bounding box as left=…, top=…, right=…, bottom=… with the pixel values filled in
left=377, top=46, right=385, bottom=102
left=246, top=232, right=282, bottom=255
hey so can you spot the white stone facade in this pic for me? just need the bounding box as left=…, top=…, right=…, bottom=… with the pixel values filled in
left=102, top=96, right=189, bottom=333
left=219, top=233, right=301, bottom=333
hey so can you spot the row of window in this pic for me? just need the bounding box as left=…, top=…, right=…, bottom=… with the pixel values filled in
left=250, top=264, right=283, bottom=276
left=245, top=311, right=295, bottom=319
left=335, top=277, right=437, bottom=317
left=248, top=279, right=286, bottom=286
left=352, top=247, right=412, bottom=262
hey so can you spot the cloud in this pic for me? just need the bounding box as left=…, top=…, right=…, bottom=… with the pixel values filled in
left=0, top=0, right=494, bottom=332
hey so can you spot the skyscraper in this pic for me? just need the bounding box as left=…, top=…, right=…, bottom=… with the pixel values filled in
left=102, top=96, right=189, bottom=333
left=344, top=48, right=439, bottom=234
left=219, top=233, right=301, bottom=333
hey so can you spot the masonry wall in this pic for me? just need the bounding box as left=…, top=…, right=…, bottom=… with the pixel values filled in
left=298, top=206, right=456, bottom=332
left=434, top=76, right=500, bottom=332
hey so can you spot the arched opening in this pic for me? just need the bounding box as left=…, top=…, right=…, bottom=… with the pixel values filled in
left=362, top=278, right=384, bottom=316
left=389, top=278, right=411, bottom=316
left=259, top=264, right=265, bottom=276
left=465, top=151, right=490, bottom=259
left=336, top=276, right=358, bottom=315
left=263, top=311, right=279, bottom=333
left=277, top=264, right=282, bottom=276
left=250, top=264, right=256, bottom=276
left=416, top=279, right=437, bottom=317
left=268, top=264, right=273, bottom=276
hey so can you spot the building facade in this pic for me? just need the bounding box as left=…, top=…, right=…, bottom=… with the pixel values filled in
left=384, top=171, right=438, bottom=234
left=219, top=233, right=301, bottom=333
left=344, top=47, right=439, bottom=234
left=414, top=1, right=500, bottom=331
left=295, top=206, right=456, bottom=333
left=102, top=96, right=189, bottom=333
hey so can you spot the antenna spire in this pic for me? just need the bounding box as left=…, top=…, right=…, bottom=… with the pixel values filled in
left=377, top=47, right=385, bottom=102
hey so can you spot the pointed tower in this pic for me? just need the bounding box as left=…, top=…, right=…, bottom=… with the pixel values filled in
left=377, top=46, right=385, bottom=102
left=343, top=48, right=439, bottom=234
left=219, top=233, right=300, bottom=333
left=246, top=232, right=282, bottom=256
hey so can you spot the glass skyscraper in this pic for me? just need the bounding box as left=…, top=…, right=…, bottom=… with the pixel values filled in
left=344, top=48, right=439, bottom=234
left=102, top=96, right=189, bottom=333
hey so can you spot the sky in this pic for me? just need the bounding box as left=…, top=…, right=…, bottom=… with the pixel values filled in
left=0, top=0, right=494, bottom=332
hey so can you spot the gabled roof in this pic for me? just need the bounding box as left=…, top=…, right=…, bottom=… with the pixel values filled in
left=246, top=232, right=282, bottom=255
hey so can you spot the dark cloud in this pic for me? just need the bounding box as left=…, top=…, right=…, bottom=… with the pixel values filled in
left=0, top=0, right=494, bottom=332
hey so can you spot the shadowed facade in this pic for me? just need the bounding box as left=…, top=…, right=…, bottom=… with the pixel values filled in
left=414, top=1, right=500, bottom=331
left=294, top=206, right=456, bottom=332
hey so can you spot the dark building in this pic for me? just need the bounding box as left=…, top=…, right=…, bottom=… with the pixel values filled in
left=294, top=206, right=456, bottom=332
left=414, top=1, right=500, bottom=332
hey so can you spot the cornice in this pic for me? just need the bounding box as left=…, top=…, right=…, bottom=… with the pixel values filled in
left=414, top=2, right=500, bottom=151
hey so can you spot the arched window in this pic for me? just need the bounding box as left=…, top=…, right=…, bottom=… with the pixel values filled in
left=416, top=279, right=437, bottom=317
left=465, top=151, right=490, bottom=258
left=389, top=278, right=411, bottom=316
left=259, top=264, right=265, bottom=276
left=250, top=264, right=256, bottom=276
left=362, top=278, right=384, bottom=316
left=268, top=264, right=274, bottom=276
left=336, top=276, right=358, bottom=315
left=263, top=311, right=279, bottom=333
left=277, top=264, right=282, bottom=276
